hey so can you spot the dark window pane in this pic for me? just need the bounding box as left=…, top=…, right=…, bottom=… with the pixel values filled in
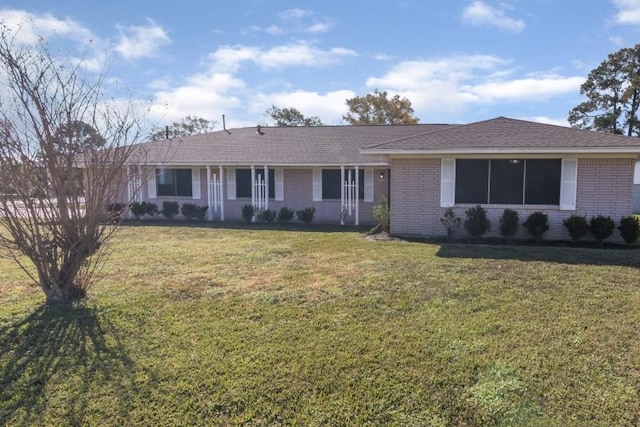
left=525, top=159, right=561, bottom=204
left=322, top=169, right=365, bottom=201
left=455, top=159, right=488, bottom=203
left=156, top=168, right=192, bottom=197
left=156, top=169, right=175, bottom=197
left=175, top=169, right=192, bottom=197
left=489, top=160, right=524, bottom=204
left=236, top=169, right=252, bottom=198
left=238, top=169, right=275, bottom=199
left=322, top=170, right=341, bottom=200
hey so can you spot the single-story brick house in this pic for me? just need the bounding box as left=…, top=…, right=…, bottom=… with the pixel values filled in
left=122, top=117, right=640, bottom=240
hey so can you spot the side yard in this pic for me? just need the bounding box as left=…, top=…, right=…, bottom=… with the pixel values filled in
left=1, top=226, right=639, bottom=425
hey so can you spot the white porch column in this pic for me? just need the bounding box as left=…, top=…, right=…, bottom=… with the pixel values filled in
left=206, top=165, right=213, bottom=220
left=126, top=165, right=133, bottom=218
left=250, top=165, right=256, bottom=222
left=126, top=165, right=132, bottom=201
left=340, top=166, right=345, bottom=222
left=219, top=165, right=225, bottom=221
left=355, top=165, right=360, bottom=226
left=264, top=165, right=269, bottom=210
left=137, top=165, right=143, bottom=202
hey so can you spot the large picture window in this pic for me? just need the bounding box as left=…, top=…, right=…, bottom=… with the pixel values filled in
left=156, top=168, right=192, bottom=197
left=236, top=169, right=275, bottom=199
left=455, top=159, right=561, bottom=205
left=322, top=169, right=364, bottom=200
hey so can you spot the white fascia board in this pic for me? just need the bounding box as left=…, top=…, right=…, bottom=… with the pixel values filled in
left=360, top=147, right=640, bottom=156
left=128, top=162, right=391, bottom=167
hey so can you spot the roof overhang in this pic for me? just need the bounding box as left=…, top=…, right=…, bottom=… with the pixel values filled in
left=360, top=147, right=640, bottom=156
left=123, top=161, right=391, bottom=167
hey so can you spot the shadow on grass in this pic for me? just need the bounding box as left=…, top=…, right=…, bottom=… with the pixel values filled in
left=0, top=303, right=152, bottom=425
left=435, top=242, right=640, bottom=269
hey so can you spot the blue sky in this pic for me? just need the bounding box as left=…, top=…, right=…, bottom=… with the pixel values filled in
left=3, top=0, right=640, bottom=129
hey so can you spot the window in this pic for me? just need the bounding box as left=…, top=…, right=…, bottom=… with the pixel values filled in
left=321, top=169, right=364, bottom=200
left=454, top=159, right=561, bottom=205
left=236, top=169, right=275, bottom=199
left=156, top=168, right=192, bottom=197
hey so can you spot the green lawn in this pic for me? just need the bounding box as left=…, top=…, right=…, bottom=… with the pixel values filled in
left=1, top=225, right=640, bottom=426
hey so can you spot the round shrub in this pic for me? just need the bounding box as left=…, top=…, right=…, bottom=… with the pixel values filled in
left=241, top=204, right=255, bottom=223
left=296, top=207, right=316, bottom=225
left=523, top=212, right=549, bottom=243
left=499, top=209, right=519, bottom=243
left=590, top=215, right=615, bottom=248
left=129, top=201, right=146, bottom=219
left=161, top=201, right=179, bottom=219
left=463, top=205, right=491, bottom=240
left=562, top=214, right=589, bottom=243
left=277, top=207, right=295, bottom=222
left=257, top=209, right=276, bottom=224
left=618, top=216, right=640, bottom=245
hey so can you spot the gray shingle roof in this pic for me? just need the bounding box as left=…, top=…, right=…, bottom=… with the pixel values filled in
left=361, top=117, right=640, bottom=154
left=129, top=124, right=452, bottom=166
left=128, top=117, right=640, bottom=167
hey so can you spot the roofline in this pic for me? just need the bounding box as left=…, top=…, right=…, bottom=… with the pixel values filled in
left=124, top=162, right=391, bottom=167
left=360, top=147, right=640, bottom=155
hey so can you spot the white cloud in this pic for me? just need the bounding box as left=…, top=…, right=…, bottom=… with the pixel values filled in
left=265, top=25, right=284, bottom=35
left=372, top=53, right=393, bottom=61
left=305, top=22, right=333, bottom=33
left=253, top=89, right=356, bottom=123
left=114, top=18, right=171, bottom=60
left=469, top=76, right=585, bottom=100
left=365, top=56, right=582, bottom=115
left=278, top=9, right=313, bottom=20
left=148, top=72, right=246, bottom=125
left=461, top=1, right=526, bottom=32
left=613, top=0, right=640, bottom=24
left=0, top=8, right=96, bottom=44
left=209, top=42, right=357, bottom=72
left=525, top=116, right=570, bottom=127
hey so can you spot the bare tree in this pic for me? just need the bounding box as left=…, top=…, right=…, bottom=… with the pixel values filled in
left=0, top=24, right=144, bottom=304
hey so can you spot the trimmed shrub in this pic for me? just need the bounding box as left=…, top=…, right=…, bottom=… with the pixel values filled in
left=241, top=204, right=254, bottom=223
left=590, top=215, right=615, bottom=247
left=499, top=209, right=520, bottom=243
left=181, top=203, right=208, bottom=220
left=106, top=203, right=125, bottom=222
left=193, top=205, right=208, bottom=220
left=463, top=205, right=491, bottom=240
left=523, top=212, right=549, bottom=243
left=257, top=209, right=276, bottom=223
left=619, top=216, right=640, bottom=245
left=276, top=207, right=295, bottom=222
left=440, top=208, right=461, bottom=240
left=563, top=214, right=589, bottom=243
left=129, top=201, right=146, bottom=219
left=144, top=202, right=159, bottom=217
left=161, top=201, right=179, bottom=219
left=372, top=196, right=390, bottom=233
left=296, top=207, right=316, bottom=225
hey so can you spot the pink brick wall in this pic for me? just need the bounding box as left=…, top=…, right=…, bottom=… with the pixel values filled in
left=390, top=157, right=635, bottom=242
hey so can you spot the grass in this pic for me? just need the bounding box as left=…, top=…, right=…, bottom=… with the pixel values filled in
left=1, top=224, right=640, bottom=426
